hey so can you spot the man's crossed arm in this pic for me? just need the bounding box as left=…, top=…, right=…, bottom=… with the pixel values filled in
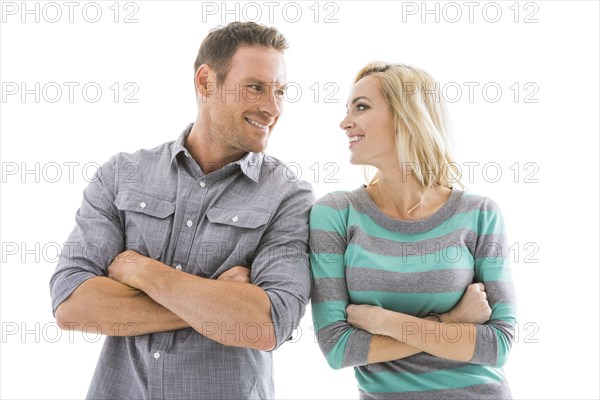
left=55, top=251, right=274, bottom=351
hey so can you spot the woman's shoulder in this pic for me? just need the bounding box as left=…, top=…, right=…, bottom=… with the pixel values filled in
left=455, top=190, right=503, bottom=214
left=313, top=187, right=364, bottom=210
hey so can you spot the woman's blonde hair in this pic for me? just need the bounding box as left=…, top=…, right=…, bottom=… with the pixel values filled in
left=356, top=62, right=462, bottom=189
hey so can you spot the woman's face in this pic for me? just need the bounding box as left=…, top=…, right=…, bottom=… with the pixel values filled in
left=340, top=75, right=397, bottom=167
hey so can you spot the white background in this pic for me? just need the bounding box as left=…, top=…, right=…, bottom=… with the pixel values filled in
left=1, top=1, right=598, bottom=399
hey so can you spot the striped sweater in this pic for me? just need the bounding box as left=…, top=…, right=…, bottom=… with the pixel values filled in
left=309, top=186, right=516, bottom=399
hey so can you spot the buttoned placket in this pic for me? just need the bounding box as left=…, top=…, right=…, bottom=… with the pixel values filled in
left=147, top=333, right=169, bottom=400
left=170, top=155, right=213, bottom=276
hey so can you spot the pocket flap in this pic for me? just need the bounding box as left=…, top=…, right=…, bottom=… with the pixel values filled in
left=115, top=190, right=175, bottom=218
left=206, top=207, right=271, bottom=229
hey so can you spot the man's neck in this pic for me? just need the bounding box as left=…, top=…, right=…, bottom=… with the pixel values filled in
left=186, top=122, right=247, bottom=175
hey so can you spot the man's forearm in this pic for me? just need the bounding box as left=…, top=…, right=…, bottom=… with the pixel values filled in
left=134, top=260, right=276, bottom=351
left=55, top=276, right=189, bottom=336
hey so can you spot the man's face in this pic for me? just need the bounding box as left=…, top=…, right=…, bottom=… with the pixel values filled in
left=205, top=46, right=287, bottom=156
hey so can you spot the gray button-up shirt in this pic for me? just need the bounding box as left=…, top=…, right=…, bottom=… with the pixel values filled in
left=50, top=123, right=315, bottom=399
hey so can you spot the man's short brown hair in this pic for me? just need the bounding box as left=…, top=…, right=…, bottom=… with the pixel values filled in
left=194, top=22, right=288, bottom=85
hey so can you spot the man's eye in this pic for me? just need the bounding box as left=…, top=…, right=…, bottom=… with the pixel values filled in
left=275, top=89, right=285, bottom=98
left=248, top=85, right=263, bottom=92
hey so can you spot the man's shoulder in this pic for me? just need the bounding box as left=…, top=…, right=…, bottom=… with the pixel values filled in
left=259, top=154, right=315, bottom=197
left=106, top=139, right=176, bottom=166
left=260, top=154, right=297, bottom=177
left=94, top=139, right=177, bottom=190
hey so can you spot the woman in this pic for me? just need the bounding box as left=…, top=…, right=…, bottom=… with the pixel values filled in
left=310, top=62, right=516, bottom=399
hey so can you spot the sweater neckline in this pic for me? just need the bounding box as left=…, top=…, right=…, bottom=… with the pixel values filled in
left=354, top=185, right=464, bottom=233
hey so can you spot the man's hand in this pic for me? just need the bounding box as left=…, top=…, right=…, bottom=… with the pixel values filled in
left=217, top=266, right=251, bottom=283
left=108, top=250, right=153, bottom=289
left=444, top=282, right=492, bottom=324
left=346, top=304, right=388, bottom=335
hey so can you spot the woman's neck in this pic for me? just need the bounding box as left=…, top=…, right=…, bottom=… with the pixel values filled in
left=365, top=170, right=451, bottom=221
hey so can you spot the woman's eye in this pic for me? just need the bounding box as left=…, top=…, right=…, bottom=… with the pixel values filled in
left=357, top=104, right=368, bottom=111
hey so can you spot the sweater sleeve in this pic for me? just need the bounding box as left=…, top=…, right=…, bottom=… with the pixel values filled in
left=309, top=194, right=372, bottom=370
left=470, top=198, right=517, bottom=367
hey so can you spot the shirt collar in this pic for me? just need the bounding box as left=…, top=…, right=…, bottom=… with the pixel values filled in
left=170, top=123, right=192, bottom=163
left=171, top=123, right=264, bottom=183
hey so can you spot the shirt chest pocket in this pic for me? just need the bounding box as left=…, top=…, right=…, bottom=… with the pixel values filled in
left=206, top=207, right=271, bottom=240
left=202, top=207, right=272, bottom=272
left=115, top=190, right=175, bottom=260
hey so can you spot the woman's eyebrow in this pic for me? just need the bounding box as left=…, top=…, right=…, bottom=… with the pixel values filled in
left=351, top=96, right=369, bottom=104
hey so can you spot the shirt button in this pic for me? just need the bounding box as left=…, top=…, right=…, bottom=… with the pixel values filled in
left=186, top=220, right=193, bottom=227
left=232, top=215, right=239, bottom=222
left=199, top=181, right=206, bottom=188
left=175, top=264, right=182, bottom=271
left=154, top=352, right=160, bottom=359
left=139, top=202, right=146, bottom=209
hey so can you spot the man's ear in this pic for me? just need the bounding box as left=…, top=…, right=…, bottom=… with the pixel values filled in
left=195, top=64, right=218, bottom=99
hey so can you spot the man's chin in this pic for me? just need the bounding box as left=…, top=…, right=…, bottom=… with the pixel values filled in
left=249, top=138, right=270, bottom=153
left=251, top=143, right=268, bottom=153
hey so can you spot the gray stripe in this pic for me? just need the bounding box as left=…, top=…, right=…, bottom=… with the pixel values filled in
left=471, top=325, right=499, bottom=365
left=455, top=194, right=500, bottom=214
left=310, top=229, right=346, bottom=254
left=315, top=192, right=349, bottom=210
left=347, top=226, right=479, bottom=259
left=359, top=381, right=511, bottom=400
left=315, top=321, right=351, bottom=356
left=312, top=278, right=348, bottom=304
left=361, top=352, right=469, bottom=375
left=484, top=320, right=516, bottom=345
left=342, top=329, right=371, bottom=368
left=348, top=186, right=465, bottom=234
left=486, top=281, right=516, bottom=305
left=347, top=268, right=475, bottom=294
left=474, top=234, right=508, bottom=259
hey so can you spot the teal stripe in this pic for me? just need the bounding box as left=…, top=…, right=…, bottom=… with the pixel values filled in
left=491, top=303, right=517, bottom=321
left=312, top=206, right=503, bottom=238
left=310, top=253, right=345, bottom=278
left=310, top=205, right=347, bottom=233
left=325, top=329, right=352, bottom=369
left=346, top=244, right=474, bottom=272
left=475, top=258, right=512, bottom=281
left=312, top=248, right=510, bottom=279
left=346, top=209, right=503, bottom=241
left=312, top=301, right=347, bottom=329
left=356, top=364, right=505, bottom=393
left=349, top=291, right=463, bottom=315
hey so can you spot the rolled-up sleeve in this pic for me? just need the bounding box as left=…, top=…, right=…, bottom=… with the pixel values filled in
left=49, top=156, right=124, bottom=314
left=250, top=179, right=315, bottom=350
left=309, top=194, right=372, bottom=370
left=470, top=200, right=517, bottom=368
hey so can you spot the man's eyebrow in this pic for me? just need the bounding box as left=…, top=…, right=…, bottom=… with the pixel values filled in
left=242, top=78, right=286, bottom=87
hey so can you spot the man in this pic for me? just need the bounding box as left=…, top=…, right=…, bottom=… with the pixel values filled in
left=50, top=22, right=314, bottom=399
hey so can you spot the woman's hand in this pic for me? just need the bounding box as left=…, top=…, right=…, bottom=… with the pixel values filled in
left=444, top=282, right=492, bottom=324
left=346, top=304, right=388, bottom=335
left=346, top=282, right=491, bottom=337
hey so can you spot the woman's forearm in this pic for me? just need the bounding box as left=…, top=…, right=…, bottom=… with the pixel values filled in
left=368, top=334, right=421, bottom=363
left=380, top=310, right=477, bottom=363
